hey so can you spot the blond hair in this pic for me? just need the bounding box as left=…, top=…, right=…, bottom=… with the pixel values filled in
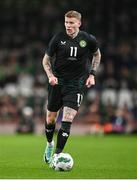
left=65, top=10, right=81, bottom=21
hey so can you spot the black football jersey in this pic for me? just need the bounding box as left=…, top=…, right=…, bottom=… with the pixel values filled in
left=46, top=30, right=98, bottom=80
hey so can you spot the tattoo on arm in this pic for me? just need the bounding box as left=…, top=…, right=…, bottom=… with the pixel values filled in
left=42, top=54, right=54, bottom=78
left=91, top=49, right=101, bottom=71
left=63, top=107, right=77, bottom=122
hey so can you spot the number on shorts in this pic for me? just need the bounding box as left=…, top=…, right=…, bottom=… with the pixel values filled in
left=77, top=93, right=83, bottom=107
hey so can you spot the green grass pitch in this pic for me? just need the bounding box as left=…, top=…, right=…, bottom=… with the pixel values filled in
left=0, top=134, right=137, bottom=179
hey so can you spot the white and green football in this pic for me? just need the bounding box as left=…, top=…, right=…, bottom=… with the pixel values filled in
left=50, top=153, right=74, bottom=171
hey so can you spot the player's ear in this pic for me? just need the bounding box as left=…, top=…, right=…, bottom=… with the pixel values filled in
left=78, top=21, right=81, bottom=27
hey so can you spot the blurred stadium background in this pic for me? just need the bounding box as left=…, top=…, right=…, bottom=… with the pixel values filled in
left=0, top=0, right=137, bottom=135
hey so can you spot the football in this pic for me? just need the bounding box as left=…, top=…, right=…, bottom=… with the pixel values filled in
left=50, top=153, right=74, bottom=171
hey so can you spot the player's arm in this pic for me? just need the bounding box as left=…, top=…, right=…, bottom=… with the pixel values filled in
left=91, top=48, right=101, bottom=74
left=42, top=53, right=58, bottom=86
left=86, top=49, right=101, bottom=88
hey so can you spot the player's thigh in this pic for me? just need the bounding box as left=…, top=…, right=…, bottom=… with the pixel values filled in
left=47, top=84, right=63, bottom=112
left=63, top=88, right=84, bottom=111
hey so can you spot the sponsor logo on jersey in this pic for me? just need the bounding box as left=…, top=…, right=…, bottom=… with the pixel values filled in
left=79, top=40, right=87, bottom=47
left=67, top=57, right=77, bottom=61
left=61, top=41, right=66, bottom=45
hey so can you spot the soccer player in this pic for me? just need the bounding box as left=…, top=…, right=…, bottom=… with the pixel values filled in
left=42, top=10, right=101, bottom=164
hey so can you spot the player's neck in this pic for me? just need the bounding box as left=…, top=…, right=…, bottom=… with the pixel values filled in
left=69, top=30, right=79, bottom=39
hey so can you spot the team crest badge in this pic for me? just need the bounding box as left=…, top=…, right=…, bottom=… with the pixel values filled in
left=79, top=40, right=87, bottom=47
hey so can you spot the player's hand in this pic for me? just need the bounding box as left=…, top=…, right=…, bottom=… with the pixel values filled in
left=85, top=75, right=95, bottom=88
left=49, top=75, right=58, bottom=86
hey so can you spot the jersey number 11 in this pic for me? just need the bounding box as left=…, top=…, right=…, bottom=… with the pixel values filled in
left=70, top=47, right=77, bottom=57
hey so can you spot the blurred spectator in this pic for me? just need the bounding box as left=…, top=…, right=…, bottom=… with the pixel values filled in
left=117, top=81, right=133, bottom=109
left=16, top=106, right=34, bottom=134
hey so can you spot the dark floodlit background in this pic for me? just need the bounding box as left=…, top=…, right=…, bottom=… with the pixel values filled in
left=0, top=0, right=137, bottom=135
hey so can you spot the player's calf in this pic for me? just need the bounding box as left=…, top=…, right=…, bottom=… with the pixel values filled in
left=55, top=121, right=72, bottom=154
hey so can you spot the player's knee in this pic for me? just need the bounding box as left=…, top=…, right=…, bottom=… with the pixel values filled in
left=62, top=107, right=77, bottom=122
left=61, top=121, right=72, bottom=133
left=63, top=114, right=74, bottom=122
left=46, top=111, right=57, bottom=124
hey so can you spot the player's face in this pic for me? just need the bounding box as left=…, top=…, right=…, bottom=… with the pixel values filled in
left=65, top=17, right=81, bottom=37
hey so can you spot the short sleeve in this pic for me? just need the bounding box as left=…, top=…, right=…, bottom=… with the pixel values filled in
left=46, top=34, right=58, bottom=57
left=88, top=34, right=99, bottom=53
